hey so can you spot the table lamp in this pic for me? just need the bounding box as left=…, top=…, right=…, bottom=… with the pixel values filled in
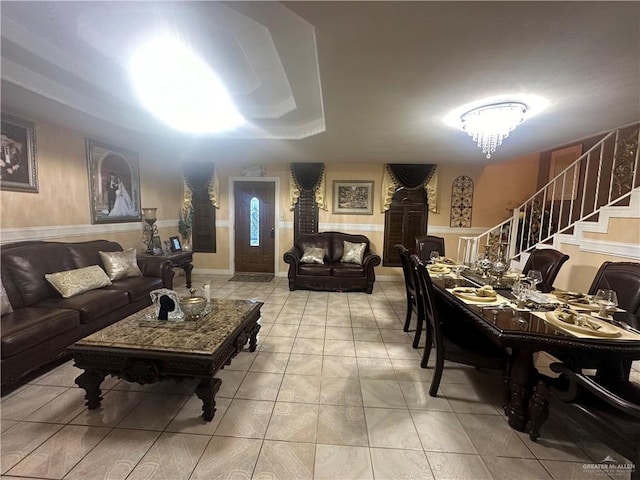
left=141, top=207, right=159, bottom=254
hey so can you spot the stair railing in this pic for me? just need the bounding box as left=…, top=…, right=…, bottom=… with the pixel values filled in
left=460, top=123, right=640, bottom=264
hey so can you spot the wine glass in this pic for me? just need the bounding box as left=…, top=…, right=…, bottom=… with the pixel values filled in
left=429, top=250, right=440, bottom=264
left=512, top=278, right=531, bottom=309
left=452, top=264, right=465, bottom=287
left=526, top=270, right=543, bottom=291
left=594, top=289, right=618, bottom=318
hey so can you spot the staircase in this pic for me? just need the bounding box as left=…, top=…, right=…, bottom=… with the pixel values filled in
left=461, top=123, right=640, bottom=268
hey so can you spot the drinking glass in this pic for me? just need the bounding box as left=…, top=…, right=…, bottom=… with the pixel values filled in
left=594, top=289, right=618, bottom=318
left=526, top=270, right=543, bottom=290
left=512, top=278, right=531, bottom=309
left=429, top=251, right=440, bottom=264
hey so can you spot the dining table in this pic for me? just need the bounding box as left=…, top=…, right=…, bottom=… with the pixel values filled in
left=426, top=263, right=640, bottom=434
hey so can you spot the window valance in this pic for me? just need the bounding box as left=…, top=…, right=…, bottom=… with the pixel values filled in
left=182, top=162, right=219, bottom=213
left=381, top=164, right=438, bottom=213
left=289, top=163, right=327, bottom=211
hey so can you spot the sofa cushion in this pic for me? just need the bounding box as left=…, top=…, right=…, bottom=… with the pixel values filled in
left=299, top=264, right=332, bottom=276
left=331, top=264, right=366, bottom=277
left=99, top=249, right=143, bottom=281
left=36, top=288, right=129, bottom=324
left=340, top=241, right=367, bottom=265
left=330, top=233, right=370, bottom=263
left=108, top=276, right=164, bottom=302
left=45, top=265, right=112, bottom=298
left=1, top=308, right=80, bottom=358
left=296, top=235, right=332, bottom=260
left=67, top=240, right=122, bottom=269
left=301, top=247, right=326, bottom=264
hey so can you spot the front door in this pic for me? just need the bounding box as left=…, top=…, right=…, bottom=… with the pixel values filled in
left=234, top=181, right=275, bottom=273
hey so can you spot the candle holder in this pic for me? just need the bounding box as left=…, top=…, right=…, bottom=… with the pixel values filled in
left=141, top=207, right=159, bottom=254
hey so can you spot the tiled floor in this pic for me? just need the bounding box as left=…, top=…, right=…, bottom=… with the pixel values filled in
left=1, top=275, right=636, bottom=480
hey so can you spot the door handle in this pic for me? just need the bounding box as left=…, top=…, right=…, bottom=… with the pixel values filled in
left=270, top=228, right=275, bottom=239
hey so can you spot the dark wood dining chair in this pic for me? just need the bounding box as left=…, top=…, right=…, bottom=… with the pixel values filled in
left=415, top=235, right=445, bottom=262
left=531, top=362, right=640, bottom=479
left=410, top=254, right=509, bottom=396
left=522, top=247, right=569, bottom=293
left=395, top=244, right=425, bottom=348
left=588, top=261, right=640, bottom=315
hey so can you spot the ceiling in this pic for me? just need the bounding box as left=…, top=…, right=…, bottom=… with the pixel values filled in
left=1, top=1, right=638, bottom=166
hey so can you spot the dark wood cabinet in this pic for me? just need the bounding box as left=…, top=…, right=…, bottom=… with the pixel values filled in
left=383, top=188, right=428, bottom=266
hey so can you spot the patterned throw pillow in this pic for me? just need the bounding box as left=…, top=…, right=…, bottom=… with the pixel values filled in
left=341, top=241, right=367, bottom=265
left=45, top=265, right=112, bottom=298
left=99, top=248, right=143, bottom=281
left=301, top=247, right=326, bottom=264
left=1, top=279, right=13, bottom=315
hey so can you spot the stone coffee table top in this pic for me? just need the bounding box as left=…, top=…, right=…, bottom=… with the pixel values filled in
left=75, top=298, right=262, bottom=356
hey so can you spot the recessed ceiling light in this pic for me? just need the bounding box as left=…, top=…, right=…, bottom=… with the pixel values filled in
left=130, top=36, right=245, bottom=134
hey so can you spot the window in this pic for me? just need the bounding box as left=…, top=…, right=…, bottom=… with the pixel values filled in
left=250, top=196, right=259, bottom=246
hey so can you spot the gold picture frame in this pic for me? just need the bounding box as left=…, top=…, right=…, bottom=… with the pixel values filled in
left=1, top=114, right=38, bottom=193
left=332, top=180, right=374, bottom=215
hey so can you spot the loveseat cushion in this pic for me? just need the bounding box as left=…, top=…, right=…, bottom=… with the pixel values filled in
left=45, top=265, right=112, bottom=298
left=35, top=288, right=129, bottom=324
left=296, top=235, right=332, bottom=260
left=1, top=308, right=80, bottom=358
left=330, top=233, right=370, bottom=263
left=331, top=264, right=366, bottom=277
left=299, top=264, right=332, bottom=276
left=108, top=276, right=164, bottom=302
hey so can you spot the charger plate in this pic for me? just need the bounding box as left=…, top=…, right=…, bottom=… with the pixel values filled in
left=451, top=287, right=498, bottom=303
left=544, top=311, right=621, bottom=338
left=428, top=265, right=451, bottom=275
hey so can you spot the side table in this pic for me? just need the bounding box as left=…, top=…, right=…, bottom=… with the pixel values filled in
left=138, top=251, right=194, bottom=288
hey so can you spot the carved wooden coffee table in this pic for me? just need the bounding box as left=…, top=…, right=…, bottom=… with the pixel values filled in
left=69, top=299, right=262, bottom=421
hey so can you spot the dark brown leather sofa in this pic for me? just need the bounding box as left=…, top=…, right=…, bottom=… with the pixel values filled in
left=1, top=240, right=174, bottom=390
left=283, top=232, right=381, bottom=294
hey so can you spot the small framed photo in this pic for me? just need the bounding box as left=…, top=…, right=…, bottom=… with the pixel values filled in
left=332, top=180, right=374, bottom=215
left=152, top=236, right=163, bottom=255
left=1, top=114, right=38, bottom=193
left=169, top=236, right=182, bottom=252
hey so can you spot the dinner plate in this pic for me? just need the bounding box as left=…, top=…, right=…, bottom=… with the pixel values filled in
left=567, top=300, right=600, bottom=311
left=451, top=287, right=498, bottom=302
left=544, top=312, right=621, bottom=337
left=428, top=265, right=451, bottom=275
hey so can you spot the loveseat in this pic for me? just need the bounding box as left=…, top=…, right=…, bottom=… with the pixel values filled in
left=283, top=232, right=381, bottom=293
left=1, top=240, right=174, bottom=390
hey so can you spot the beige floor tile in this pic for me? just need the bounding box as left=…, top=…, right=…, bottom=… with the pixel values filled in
left=0, top=422, right=63, bottom=474
left=317, top=405, right=368, bottom=446
left=286, top=353, right=323, bottom=376
left=216, top=369, right=247, bottom=397
left=253, top=440, right=315, bottom=480
left=540, top=459, right=608, bottom=480
left=0, top=420, right=18, bottom=433
left=354, top=341, right=389, bottom=358
left=191, top=436, right=262, bottom=480
left=324, top=339, right=357, bottom=357
left=411, top=410, right=477, bottom=454
left=235, top=372, right=283, bottom=401
left=356, top=357, right=397, bottom=380
left=64, top=428, right=159, bottom=480
left=386, top=343, right=421, bottom=360
left=482, top=456, right=553, bottom=480
left=314, top=444, right=373, bottom=480
left=399, top=381, right=453, bottom=411
left=325, top=326, right=354, bottom=340
left=1, top=385, right=68, bottom=420
left=360, top=379, right=406, bottom=408
left=352, top=328, right=382, bottom=342
left=249, top=352, right=290, bottom=373
left=165, top=396, right=231, bottom=435
left=438, top=383, right=502, bottom=415
left=370, top=448, right=434, bottom=480
left=300, top=313, right=328, bottom=325
left=326, top=316, right=352, bottom=327
left=70, top=389, right=145, bottom=427
left=350, top=317, right=377, bottom=328
left=290, top=337, right=324, bottom=355
left=259, top=335, right=295, bottom=353
left=117, top=393, right=188, bottom=430
left=31, top=360, right=82, bottom=388
left=127, top=432, right=210, bottom=480
left=320, top=377, right=363, bottom=406
left=426, top=452, right=493, bottom=480
left=268, top=324, right=300, bottom=337
left=458, top=412, right=534, bottom=458
left=26, top=387, right=87, bottom=424
left=322, top=356, right=359, bottom=378
left=224, top=351, right=256, bottom=371
left=392, top=359, right=434, bottom=382
left=265, top=402, right=319, bottom=443
left=214, top=399, right=275, bottom=438
left=277, top=374, right=322, bottom=404
left=365, top=407, right=422, bottom=449
left=375, top=316, right=402, bottom=329
left=7, top=425, right=110, bottom=479
left=297, top=325, right=326, bottom=339
left=379, top=329, right=412, bottom=343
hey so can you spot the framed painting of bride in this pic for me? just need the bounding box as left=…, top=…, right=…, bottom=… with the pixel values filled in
left=86, top=139, right=142, bottom=224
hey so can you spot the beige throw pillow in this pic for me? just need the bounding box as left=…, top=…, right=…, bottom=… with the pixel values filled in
left=341, top=241, right=367, bottom=265
left=301, top=247, right=326, bottom=264
left=1, top=279, right=13, bottom=315
left=99, top=249, right=143, bottom=281
left=45, top=265, right=112, bottom=298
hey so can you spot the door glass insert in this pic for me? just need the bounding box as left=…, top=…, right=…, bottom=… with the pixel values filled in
left=250, top=197, right=259, bottom=246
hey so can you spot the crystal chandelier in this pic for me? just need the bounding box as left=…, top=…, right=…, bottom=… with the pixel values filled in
left=461, top=102, right=527, bottom=158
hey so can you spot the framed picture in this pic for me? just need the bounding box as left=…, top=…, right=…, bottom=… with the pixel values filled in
left=1, top=115, right=38, bottom=193
left=332, top=180, right=374, bottom=215
left=169, top=236, right=182, bottom=252
left=86, top=139, right=142, bottom=224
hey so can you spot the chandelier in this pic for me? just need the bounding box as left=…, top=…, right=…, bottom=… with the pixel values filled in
left=461, top=102, right=527, bottom=158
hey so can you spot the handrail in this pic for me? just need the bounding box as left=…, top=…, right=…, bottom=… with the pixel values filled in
left=463, top=123, right=640, bottom=264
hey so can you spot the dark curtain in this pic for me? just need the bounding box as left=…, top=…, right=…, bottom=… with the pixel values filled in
left=387, top=164, right=436, bottom=189
left=291, top=163, right=324, bottom=191
left=291, top=163, right=324, bottom=242
left=183, top=162, right=216, bottom=253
